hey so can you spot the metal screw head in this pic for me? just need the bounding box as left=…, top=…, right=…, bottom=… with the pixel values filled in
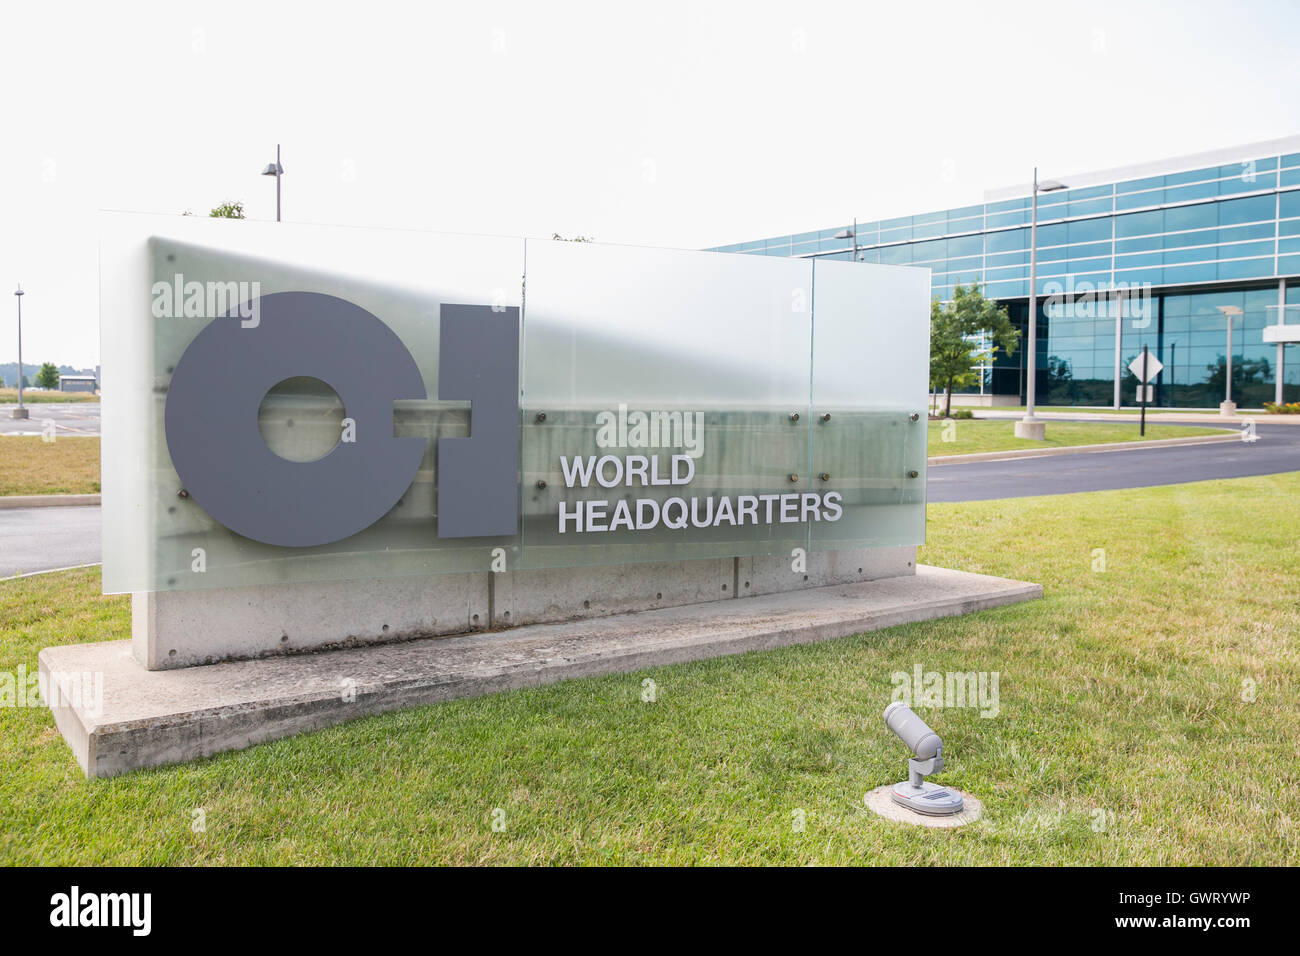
left=821, top=413, right=832, bottom=422
left=909, top=412, right=920, bottom=422
left=789, top=473, right=799, bottom=482
left=536, top=480, right=547, bottom=489
left=177, top=488, right=190, bottom=498
left=819, top=472, right=830, bottom=481
left=789, top=412, right=800, bottom=422
left=535, top=412, right=547, bottom=423
left=907, top=470, right=919, bottom=479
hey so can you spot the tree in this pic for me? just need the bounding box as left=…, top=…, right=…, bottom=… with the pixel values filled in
left=209, top=200, right=246, bottom=219
left=929, top=313, right=981, bottom=414
left=36, top=362, right=60, bottom=390
left=929, top=283, right=1019, bottom=418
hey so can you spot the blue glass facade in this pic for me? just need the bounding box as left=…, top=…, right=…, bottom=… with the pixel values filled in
left=708, top=144, right=1300, bottom=407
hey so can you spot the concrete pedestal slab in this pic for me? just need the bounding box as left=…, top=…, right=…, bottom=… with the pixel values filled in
left=42, top=564, right=1040, bottom=778
left=864, top=784, right=983, bottom=827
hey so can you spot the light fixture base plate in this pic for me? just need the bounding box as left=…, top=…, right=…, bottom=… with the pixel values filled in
left=890, top=780, right=964, bottom=816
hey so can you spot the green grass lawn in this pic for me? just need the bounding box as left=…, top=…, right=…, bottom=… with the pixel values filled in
left=0, top=388, right=98, bottom=404
left=2, top=473, right=1298, bottom=865
left=0, top=436, right=100, bottom=495
left=928, top=419, right=1228, bottom=457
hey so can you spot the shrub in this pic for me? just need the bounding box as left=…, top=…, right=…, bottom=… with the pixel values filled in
left=1263, top=401, right=1300, bottom=414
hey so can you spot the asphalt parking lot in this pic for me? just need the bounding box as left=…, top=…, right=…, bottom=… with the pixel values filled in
left=0, top=402, right=100, bottom=437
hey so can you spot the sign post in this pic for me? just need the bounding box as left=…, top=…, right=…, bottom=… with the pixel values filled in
left=1128, top=348, right=1163, bottom=437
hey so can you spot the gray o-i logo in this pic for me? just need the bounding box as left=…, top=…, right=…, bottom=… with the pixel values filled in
left=165, top=292, right=519, bottom=547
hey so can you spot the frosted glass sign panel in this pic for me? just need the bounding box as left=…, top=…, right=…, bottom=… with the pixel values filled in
left=99, top=215, right=928, bottom=594
left=809, top=259, right=930, bottom=551
left=519, top=240, right=815, bottom=568
left=100, top=213, right=526, bottom=593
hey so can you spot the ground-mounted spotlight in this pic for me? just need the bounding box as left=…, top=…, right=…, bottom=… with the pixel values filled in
left=883, top=701, right=964, bottom=816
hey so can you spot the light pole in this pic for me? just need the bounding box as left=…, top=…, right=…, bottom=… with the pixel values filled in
left=261, top=145, right=284, bottom=222
left=12, top=285, right=27, bottom=420
left=1216, top=305, right=1243, bottom=415
left=1015, top=168, right=1066, bottom=440
left=834, top=219, right=859, bottom=261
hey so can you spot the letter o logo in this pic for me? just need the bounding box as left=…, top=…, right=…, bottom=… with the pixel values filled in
left=165, top=291, right=427, bottom=547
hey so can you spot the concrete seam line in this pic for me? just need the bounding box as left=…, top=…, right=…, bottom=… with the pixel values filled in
left=0, top=494, right=101, bottom=509
left=928, top=432, right=1240, bottom=466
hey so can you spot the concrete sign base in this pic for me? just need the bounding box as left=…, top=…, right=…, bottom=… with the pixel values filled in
left=43, top=565, right=1040, bottom=778
left=133, top=547, right=918, bottom=670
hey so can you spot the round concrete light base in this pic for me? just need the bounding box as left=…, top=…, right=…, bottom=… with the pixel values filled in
left=1013, top=419, right=1046, bottom=441
left=11, top=407, right=29, bottom=420
left=864, top=784, right=983, bottom=828
left=1219, top=401, right=1237, bottom=417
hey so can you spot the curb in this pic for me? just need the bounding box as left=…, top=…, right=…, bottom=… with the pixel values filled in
left=928, top=431, right=1240, bottom=466
left=965, top=411, right=1300, bottom=426
left=2, top=562, right=101, bottom=581
left=0, top=494, right=101, bottom=509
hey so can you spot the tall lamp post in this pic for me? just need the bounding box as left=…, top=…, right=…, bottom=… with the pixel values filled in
left=261, top=145, right=284, bottom=222
left=1216, top=304, right=1243, bottom=416
left=1015, top=168, right=1067, bottom=440
left=834, top=219, right=859, bottom=261
left=12, top=285, right=27, bottom=420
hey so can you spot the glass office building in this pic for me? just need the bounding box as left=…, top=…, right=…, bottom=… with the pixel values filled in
left=707, top=137, right=1300, bottom=408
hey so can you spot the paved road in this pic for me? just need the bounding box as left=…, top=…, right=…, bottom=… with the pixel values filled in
left=0, top=403, right=100, bottom=437
left=0, top=505, right=101, bottom=578
left=2, top=420, right=1298, bottom=578
left=928, top=421, right=1300, bottom=502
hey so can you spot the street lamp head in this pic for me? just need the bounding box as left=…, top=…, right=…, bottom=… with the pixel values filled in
left=1037, top=179, right=1067, bottom=192
left=13, top=284, right=23, bottom=297
left=1216, top=305, right=1243, bottom=317
left=261, top=162, right=284, bottom=176
left=832, top=228, right=854, bottom=239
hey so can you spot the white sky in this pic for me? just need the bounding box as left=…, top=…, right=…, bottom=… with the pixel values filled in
left=3, top=0, right=1300, bottom=369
